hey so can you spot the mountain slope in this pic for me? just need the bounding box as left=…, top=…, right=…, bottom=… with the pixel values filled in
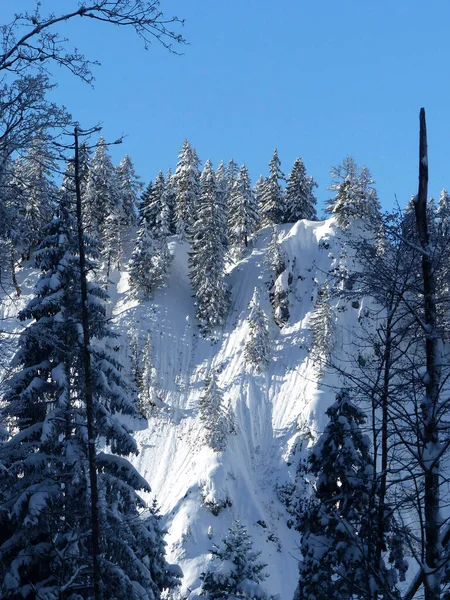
left=0, top=217, right=359, bottom=598
left=108, top=217, right=353, bottom=598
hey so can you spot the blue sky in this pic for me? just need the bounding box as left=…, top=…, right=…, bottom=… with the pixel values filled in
left=3, top=1, right=450, bottom=213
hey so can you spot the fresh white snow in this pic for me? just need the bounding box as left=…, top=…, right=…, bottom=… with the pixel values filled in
left=0, top=217, right=360, bottom=598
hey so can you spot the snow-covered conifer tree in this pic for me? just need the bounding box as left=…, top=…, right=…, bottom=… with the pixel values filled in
left=228, top=164, right=259, bottom=253
left=189, top=160, right=228, bottom=335
left=129, top=217, right=172, bottom=299
left=0, top=195, right=181, bottom=598
left=216, top=160, right=229, bottom=250
left=199, top=520, right=272, bottom=600
left=284, top=157, right=317, bottom=222
left=267, top=226, right=285, bottom=279
left=198, top=371, right=235, bottom=452
left=174, top=140, right=201, bottom=238
left=244, top=288, right=270, bottom=371
left=310, top=283, right=334, bottom=369
left=115, top=154, right=142, bottom=227
left=13, top=133, right=58, bottom=258
left=85, top=136, right=120, bottom=244
left=296, top=390, right=385, bottom=600
left=138, top=180, right=153, bottom=224
left=254, top=174, right=265, bottom=221
left=0, top=157, right=22, bottom=294
left=165, top=167, right=177, bottom=234
left=438, top=188, right=450, bottom=236
left=260, top=149, right=285, bottom=226
left=142, top=171, right=171, bottom=236
left=226, top=158, right=240, bottom=196
left=326, top=157, right=381, bottom=229
left=267, top=226, right=290, bottom=327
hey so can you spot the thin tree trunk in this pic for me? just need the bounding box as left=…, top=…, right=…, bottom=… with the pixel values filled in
left=373, top=314, right=392, bottom=599
left=74, top=126, right=101, bottom=600
left=413, top=108, right=442, bottom=600
left=10, top=243, right=20, bottom=297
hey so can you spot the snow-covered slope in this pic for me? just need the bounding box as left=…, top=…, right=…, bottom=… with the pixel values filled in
left=1, top=217, right=361, bottom=598
left=108, top=217, right=358, bottom=598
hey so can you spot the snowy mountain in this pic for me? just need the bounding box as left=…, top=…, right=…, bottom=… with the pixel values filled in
left=110, top=217, right=355, bottom=597
left=0, top=216, right=403, bottom=597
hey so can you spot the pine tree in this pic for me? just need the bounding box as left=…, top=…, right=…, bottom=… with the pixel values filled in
left=174, top=140, right=201, bottom=238
left=85, top=136, right=119, bottom=242
left=199, top=520, right=272, bottom=600
left=165, top=167, right=177, bottom=234
left=226, top=159, right=240, bottom=197
left=296, top=390, right=378, bottom=600
left=0, top=195, right=181, bottom=598
left=13, top=133, right=58, bottom=258
left=284, top=157, right=317, bottom=222
left=198, top=371, right=235, bottom=452
left=139, top=180, right=153, bottom=224
left=438, top=188, right=450, bottom=236
left=244, top=288, right=270, bottom=371
left=310, top=283, right=334, bottom=369
left=189, top=160, right=228, bottom=335
left=141, top=171, right=170, bottom=236
left=129, top=218, right=172, bottom=299
left=267, top=226, right=289, bottom=327
left=267, top=226, right=285, bottom=279
left=0, top=157, right=22, bottom=294
left=260, top=149, right=285, bottom=226
left=216, top=160, right=229, bottom=250
left=228, top=165, right=259, bottom=253
left=254, top=174, right=266, bottom=221
left=115, top=154, right=142, bottom=227
left=326, top=158, right=381, bottom=229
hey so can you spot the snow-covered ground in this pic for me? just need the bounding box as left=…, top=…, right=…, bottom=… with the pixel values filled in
left=0, top=217, right=361, bottom=598
left=109, top=218, right=356, bottom=598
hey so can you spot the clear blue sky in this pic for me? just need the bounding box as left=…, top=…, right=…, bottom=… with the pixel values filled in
left=3, top=1, right=450, bottom=213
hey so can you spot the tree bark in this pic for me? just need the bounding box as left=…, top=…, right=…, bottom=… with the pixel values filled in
left=413, top=108, right=442, bottom=600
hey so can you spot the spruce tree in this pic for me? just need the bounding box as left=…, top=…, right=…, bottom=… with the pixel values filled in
left=284, top=157, right=317, bottom=222
left=326, top=158, right=381, bottom=229
left=254, top=174, right=266, bottom=221
left=129, top=218, right=172, bottom=299
left=296, top=390, right=377, bottom=600
left=85, top=136, right=119, bottom=242
left=115, top=154, right=142, bottom=227
left=198, top=371, right=235, bottom=452
left=438, top=188, right=450, bottom=236
left=13, top=133, right=58, bottom=258
left=216, top=160, right=229, bottom=250
left=0, top=195, right=181, bottom=599
left=0, top=157, right=22, bottom=294
left=174, top=140, right=201, bottom=239
left=199, top=520, right=272, bottom=600
left=228, top=164, right=259, bottom=253
left=139, top=180, right=153, bottom=224
left=141, top=171, right=170, bottom=235
left=244, top=288, right=270, bottom=371
left=310, top=283, right=334, bottom=369
left=165, top=167, right=177, bottom=234
left=260, top=149, right=285, bottom=226
left=189, top=160, right=228, bottom=335
left=266, top=226, right=290, bottom=327
left=226, top=158, right=240, bottom=197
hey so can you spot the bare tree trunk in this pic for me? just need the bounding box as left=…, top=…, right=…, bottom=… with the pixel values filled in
left=373, top=312, right=393, bottom=600
left=74, top=126, right=101, bottom=600
left=10, top=242, right=20, bottom=297
left=413, top=108, right=442, bottom=600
